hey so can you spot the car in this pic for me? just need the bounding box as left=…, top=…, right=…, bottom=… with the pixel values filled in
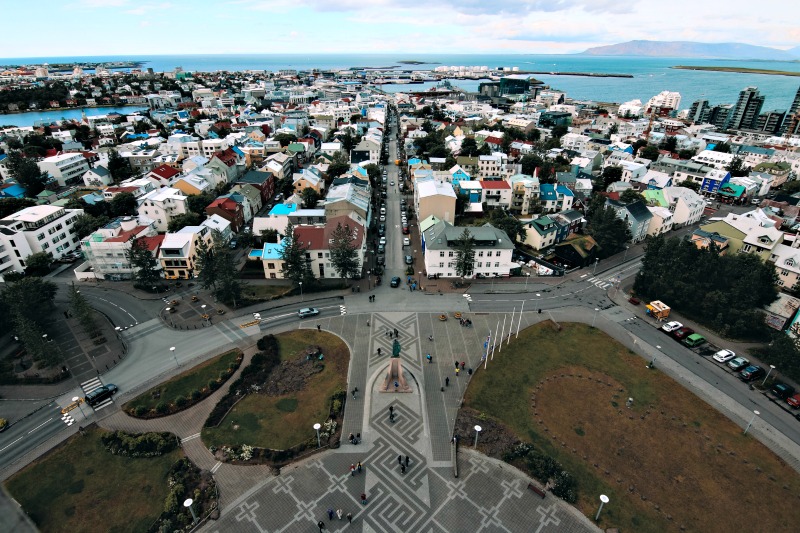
left=661, top=321, right=683, bottom=333
left=381, top=191, right=387, bottom=198
left=85, top=384, right=118, bottom=407
left=390, top=276, right=401, bottom=288
left=379, top=215, right=386, bottom=222
left=787, top=393, right=800, bottom=409
left=253, top=312, right=262, bottom=321
left=376, top=255, right=385, bottom=265
left=402, top=226, right=410, bottom=234
left=377, top=244, right=385, bottom=253
left=378, top=225, right=386, bottom=236
left=379, top=236, right=386, bottom=245
left=390, top=181, right=395, bottom=186
left=671, top=327, right=695, bottom=340
left=712, top=349, right=736, bottom=363
left=229, top=239, right=238, bottom=249
left=772, top=383, right=796, bottom=400
left=682, top=334, right=706, bottom=348
left=403, top=237, right=410, bottom=246
left=297, top=307, right=320, bottom=318
left=727, top=356, right=750, bottom=371
left=404, top=255, right=413, bottom=265
left=380, top=207, right=386, bottom=215
left=739, top=365, right=766, bottom=382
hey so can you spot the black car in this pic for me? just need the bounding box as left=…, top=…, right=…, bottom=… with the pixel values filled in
left=378, top=224, right=386, bottom=236
left=739, top=365, right=766, bottom=382
left=85, top=384, right=118, bottom=407
left=772, top=383, right=796, bottom=400
left=390, top=276, right=401, bottom=288
left=376, top=255, right=385, bottom=265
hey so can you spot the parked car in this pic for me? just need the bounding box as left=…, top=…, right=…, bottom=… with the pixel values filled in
left=376, top=255, right=385, bottom=265
left=379, top=236, right=386, bottom=245
left=739, top=365, right=766, bottom=382
left=787, top=393, right=800, bottom=409
left=297, top=307, right=320, bottom=318
left=403, top=237, right=410, bottom=246
left=402, top=226, right=410, bottom=234
left=727, top=356, right=750, bottom=371
left=253, top=312, right=262, bottom=321
left=378, top=224, right=386, bottom=236
left=85, top=384, right=118, bottom=407
left=377, top=244, right=385, bottom=254
left=771, top=383, right=796, bottom=400
left=661, top=321, right=683, bottom=333
left=405, top=255, right=413, bottom=265
left=671, top=327, right=695, bottom=340
left=390, top=276, right=401, bottom=288
left=712, top=349, right=736, bottom=363
left=380, top=215, right=386, bottom=222
left=683, top=334, right=706, bottom=348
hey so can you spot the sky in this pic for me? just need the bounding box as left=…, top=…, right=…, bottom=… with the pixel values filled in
left=0, top=0, right=799, bottom=58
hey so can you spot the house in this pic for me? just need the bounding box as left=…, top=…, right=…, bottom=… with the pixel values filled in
left=324, top=181, right=370, bottom=223
left=660, top=187, right=705, bottom=227
left=553, top=234, right=600, bottom=269
left=770, top=243, right=800, bottom=291
left=539, top=183, right=574, bottom=213
left=230, top=184, right=263, bottom=221
left=509, top=173, right=540, bottom=216
left=550, top=209, right=585, bottom=237
left=699, top=169, right=731, bottom=196
left=689, top=229, right=730, bottom=254
left=207, top=147, right=245, bottom=184
left=158, top=225, right=214, bottom=279
left=300, top=215, right=366, bottom=279
left=0, top=205, right=84, bottom=278
left=647, top=206, right=674, bottom=237
left=82, top=166, right=113, bottom=188
left=477, top=154, right=503, bottom=179
left=763, top=293, right=800, bottom=331
left=415, top=179, right=457, bottom=224
left=38, top=153, right=90, bottom=187
left=524, top=216, right=559, bottom=251
left=173, top=173, right=213, bottom=196
left=740, top=225, right=783, bottom=261
left=237, top=170, right=276, bottom=205
left=146, top=164, right=181, bottom=188
left=263, top=152, right=294, bottom=180
left=201, top=214, right=233, bottom=243
left=635, top=170, right=672, bottom=191
left=692, top=149, right=735, bottom=170
left=480, top=180, right=513, bottom=210
left=79, top=216, right=158, bottom=280
left=206, top=195, right=246, bottom=232
left=293, top=168, right=326, bottom=195
left=421, top=219, right=515, bottom=278
left=138, top=187, right=189, bottom=232
left=607, top=199, right=653, bottom=243
left=253, top=202, right=299, bottom=239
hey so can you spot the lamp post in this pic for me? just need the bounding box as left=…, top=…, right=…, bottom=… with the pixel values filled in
left=299, top=281, right=303, bottom=301
left=183, top=498, right=198, bottom=525
left=367, top=269, right=371, bottom=290
left=623, top=246, right=630, bottom=262
left=473, top=425, right=482, bottom=448
left=762, top=364, right=776, bottom=386
left=592, top=257, right=599, bottom=275
left=595, top=494, right=609, bottom=521
left=313, top=423, right=321, bottom=448
left=72, top=396, right=86, bottom=419
left=592, top=308, right=600, bottom=328
left=744, top=410, right=760, bottom=435
left=651, top=345, right=661, bottom=368
left=170, top=346, right=178, bottom=368
left=525, top=272, right=531, bottom=290
left=201, top=304, right=207, bottom=323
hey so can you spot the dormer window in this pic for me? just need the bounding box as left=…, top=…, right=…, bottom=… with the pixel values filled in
left=786, top=259, right=795, bottom=267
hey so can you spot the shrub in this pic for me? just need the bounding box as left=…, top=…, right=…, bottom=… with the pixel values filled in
left=134, top=405, right=147, bottom=417
left=174, top=395, right=187, bottom=408
left=191, top=389, right=202, bottom=401
left=101, top=430, right=178, bottom=457
left=155, top=402, right=169, bottom=414
left=208, top=379, right=220, bottom=391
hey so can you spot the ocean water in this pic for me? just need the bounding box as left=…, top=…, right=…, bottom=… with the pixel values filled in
left=2, top=53, right=800, bottom=125
left=0, top=106, right=147, bottom=127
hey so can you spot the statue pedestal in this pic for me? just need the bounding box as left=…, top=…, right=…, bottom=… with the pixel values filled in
left=381, top=358, right=412, bottom=393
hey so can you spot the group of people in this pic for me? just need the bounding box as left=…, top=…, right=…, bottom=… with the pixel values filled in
left=347, top=432, right=361, bottom=445
left=398, top=454, right=411, bottom=474
left=459, top=318, right=472, bottom=328
left=318, top=508, right=353, bottom=531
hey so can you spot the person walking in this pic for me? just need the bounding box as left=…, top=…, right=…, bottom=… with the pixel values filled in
left=357, top=461, right=362, bottom=474
left=405, top=455, right=410, bottom=467
left=454, top=361, right=459, bottom=369
left=394, top=328, right=398, bottom=337
left=461, top=361, right=465, bottom=370
left=347, top=512, right=353, bottom=524
left=350, top=464, right=355, bottom=477
left=426, top=353, right=432, bottom=363
left=400, top=464, right=406, bottom=474
left=318, top=520, right=325, bottom=532
left=389, top=405, right=394, bottom=415
left=445, top=377, right=450, bottom=387
left=398, top=454, right=403, bottom=466
left=377, top=347, right=382, bottom=356
left=336, top=509, right=343, bottom=520
left=317, top=324, right=321, bottom=331
left=455, top=367, right=460, bottom=377
left=327, top=508, right=335, bottom=520
left=360, top=492, right=367, bottom=504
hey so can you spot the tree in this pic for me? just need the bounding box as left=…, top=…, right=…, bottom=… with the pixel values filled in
left=520, top=154, right=544, bottom=176
left=273, top=133, right=297, bottom=147
left=24, top=251, right=53, bottom=276
left=598, top=166, right=623, bottom=191
left=460, top=137, right=478, bottom=157
left=167, top=212, right=202, bottom=232
left=0, top=197, right=36, bottom=219
left=187, top=192, right=215, bottom=215
left=639, top=144, right=661, bottom=161
left=107, top=149, right=134, bottom=182
left=677, top=148, right=696, bottom=160
left=195, top=238, right=219, bottom=293
left=659, top=135, right=678, bottom=153
left=712, top=143, right=731, bottom=153
left=300, top=187, right=320, bottom=209
left=487, top=210, right=526, bottom=242
left=1, top=277, right=57, bottom=325
left=72, top=213, right=110, bottom=238
left=677, top=179, right=700, bottom=192
left=453, top=228, right=476, bottom=278
left=7, top=152, right=48, bottom=197
left=477, top=143, right=492, bottom=156
left=527, top=128, right=541, bottom=142
left=69, top=282, right=99, bottom=338
left=195, top=231, right=245, bottom=306
left=726, top=156, right=749, bottom=178
left=587, top=205, right=631, bottom=259
left=109, top=192, right=137, bottom=217
left=329, top=222, right=361, bottom=282
left=279, top=222, right=313, bottom=285
left=127, top=237, right=162, bottom=288
left=619, top=188, right=645, bottom=204
left=781, top=181, right=800, bottom=195
left=551, top=125, right=568, bottom=139
left=327, top=151, right=350, bottom=180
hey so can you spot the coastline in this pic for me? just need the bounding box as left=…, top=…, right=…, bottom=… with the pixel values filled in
left=672, top=65, right=800, bottom=77
left=0, top=103, right=147, bottom=116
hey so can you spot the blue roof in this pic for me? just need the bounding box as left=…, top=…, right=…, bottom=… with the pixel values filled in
left=556, top=185, right=574, bottom=196
left=269, top=203, right=298, bottom=216
left=540, top=183, right=557, bottom=200
left=0, top=154, right=7, bottom=162
left=0, top=183, right=25, bottom=198
left=232, top=146, right=245, bottom=157
left=261, top=241, right=285, bottom=260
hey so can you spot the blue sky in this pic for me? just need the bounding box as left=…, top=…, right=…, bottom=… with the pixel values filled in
left=0, top=0, right=798, bottom=58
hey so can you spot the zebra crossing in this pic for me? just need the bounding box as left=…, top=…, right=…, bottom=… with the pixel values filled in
left=80, top=377, right=114, bottom=411
left=585, top=275, right=620, bottom=290
left=340, top=305, right=347, bottom=316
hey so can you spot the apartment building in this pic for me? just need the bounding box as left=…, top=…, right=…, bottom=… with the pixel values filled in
left=37, top=153, right=90, bottom=187
left=158, top=225, right=213, bottom=279
left=138, top=187, right=189, bottom=232
left=80, top=216, right=158, bottom=280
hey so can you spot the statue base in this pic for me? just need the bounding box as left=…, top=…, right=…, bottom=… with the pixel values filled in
left=381, top=358, right=412, bottom=393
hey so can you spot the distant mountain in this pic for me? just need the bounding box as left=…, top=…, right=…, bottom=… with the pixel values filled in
left=581, top=40, right=799, bottom=60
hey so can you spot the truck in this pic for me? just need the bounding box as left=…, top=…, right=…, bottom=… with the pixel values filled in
left=645, top=300, right=671, bottom=321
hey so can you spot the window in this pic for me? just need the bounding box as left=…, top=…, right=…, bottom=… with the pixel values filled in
left=439, top=251, right=444, bottom=257
left=448, top=251, right=454, bottom=257
left=494, top=262, right=499, bottom=268
left=317, top=252, right=323, bottom=258
left=42, top=243, right=49, bottom=249
left=439, top=262, right=444, bottom=268
left=37, top=233, right=45, bottom=241
left=477, top=262, right=482, bottom=268
left=781, top=269, right=790, bottom=276
left=268, top=262, right=275, bottom=269
left=478, top=251, right=484, bottom=257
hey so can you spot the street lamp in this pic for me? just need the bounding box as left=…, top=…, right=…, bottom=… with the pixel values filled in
left=313, top=422, right=321, bottom=448
left=744, top=410, right=760, bottom=435
left=183, top=498, right=198, bottom=525
left=525, top=272, right=531, bottom=290
left=762, top=364, right=776, bottom=386
left=170, top=346, right=178, bottom=367
left=367, top=269, right=371, bottom=290
left=650, top=346, right=661, bottom=368
left=595, top=494, right=609, bottom=521
left=592, top=257, right=599, bottom=275
left=299, top=281, right=303, bottom=301
left=72, top=396, right=86, bottom=419
left=592, top=308, right=600, bottom=328
left=623, top=246, right=630, bottom=262
left=473, top=425, right=482, bottom=448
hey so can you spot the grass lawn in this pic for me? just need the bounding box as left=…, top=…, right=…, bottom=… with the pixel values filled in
left=124, top=349, right=242, bottom=415
left=246, top=285, right=289, bottom=301
left=202, top=330, right=348, bottom=450
left=5, top=426, right=181, bottom=533
left=465, top=322, right=800, bottom=532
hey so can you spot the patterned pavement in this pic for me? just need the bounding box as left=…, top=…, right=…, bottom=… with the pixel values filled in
left=205, top=311, right=599, bottom=533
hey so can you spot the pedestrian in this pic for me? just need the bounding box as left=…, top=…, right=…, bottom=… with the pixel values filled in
left=400, top=464, right=406, bottom=474
left=347, top=512, right=353, bottom=523
left=348, top=432, right=355, bottom=444
left=455, top=361, right=459, bottom=369
left=317, top=324, right=321, bottom=331
left=394, top=328, right=398, bottom=337
left=455, top=367, right=460, bottom=377
left=377, top=347, right=382, bottom=356
left=337, top=509, right=343, bottom=520
left=328, top=508, right=335, bottom=520
left=356, top=432, right=361, bottom=443
left=445, top=377, right=450, bottom=387
left=389, top=405, right=394, bottom=414
left=350, top=464, right=355, bottom=476
left=426, top=353, right=432, bottom=363
left=318, top=520, right=325, bottom=532
left=405, top=455, right=410, bottom=467
left=468, top=367, right=473, bottom=375
left=361, top=492, right=367, bottom=504
left=398, top=454, right=403, bottom=465
left=461, top=361, right=465, bottom=370
left=366, top=320, right=370, bottom=327
left=390, top=412, right=395, bottom=423
left=357, top=461, right=362, bottom=473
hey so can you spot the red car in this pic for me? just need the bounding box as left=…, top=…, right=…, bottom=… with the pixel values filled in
left=787, top=394, right=800, bottom=409
left=671, top=327, right=695, bottom=340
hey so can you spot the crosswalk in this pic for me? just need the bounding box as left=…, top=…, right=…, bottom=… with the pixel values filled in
left=80, top=377, right=114, bottom=411
left=585, top=275, right=620, bottom=290
left=340, top=305, right=347, bottom=316
left=463, top=294, right=473, bottom=302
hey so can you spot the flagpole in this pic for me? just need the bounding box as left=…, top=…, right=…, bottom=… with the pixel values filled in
left=516, top=300, right=525, bottom=338
left=507, top=307, right=515, bottom=345
left=499, top=314, right=507, bottom=352
left=491, top=321, right=499, bottom=360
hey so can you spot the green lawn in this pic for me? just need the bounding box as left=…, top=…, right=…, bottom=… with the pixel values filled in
left=202, top=330, right=348, bottom=450
left=246, top=285, right=289, bottom=300
left=124, top=349, right=241, bottom=416
left=465, top=322, right=800, bottom=533
left=5, top=426, right=181, bottom=533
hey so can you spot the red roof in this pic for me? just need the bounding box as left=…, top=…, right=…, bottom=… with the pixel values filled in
left=106, top=186, right=138, bottom=194
left=484, top=136, right=503, bottom=145
left=106, top=225, right=150, bottom=243
left=293, top=225, right=326, bottom=250
left=149, top=164, right=180, bottom=180
left=137, top=234, right=165, bottom=252
left=214, top=147, right=238, bottom=167
left=208, top=197, right=239, bottom=211
left=480, top=180, right=511, bottom=190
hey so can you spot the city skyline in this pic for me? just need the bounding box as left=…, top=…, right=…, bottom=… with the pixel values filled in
left=0, top=0, right=798, bottom=58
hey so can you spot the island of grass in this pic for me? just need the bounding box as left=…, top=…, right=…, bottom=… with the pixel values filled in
left=5, top=427, right=216, bottom=533
left=456, top=321, right=800, bottom=532
left=672, top=65, right=800, bottom=77
left=202, top=330, right=349, bottom=462
left=124, top=348, right=243, bottom=418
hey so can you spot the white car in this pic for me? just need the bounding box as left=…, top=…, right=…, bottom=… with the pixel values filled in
left=379, top=236, right=387, bottom=245
left=253, top=313, right=262, bottom=321
left=403, top=237, right=410, bottom=246
left=661, top=321, right=683, bottom=333
left=712, top=349, right=736, bottom=363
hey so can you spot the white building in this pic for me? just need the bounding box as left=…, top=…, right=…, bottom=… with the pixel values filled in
left=647, top=206, right=675, bottom=236
left=38, top=153, right=90, bottom=187
left=421, top=219, right=515, bottom=279
left=646, top=91, right=682, bottom=111
left=662, top=186, right=705, bottom=227
left=0, top=205, right=84, bottom=277
left=692, top=150, right=735, bottom=170
left=80, top=216, right=158, bottom=280
left=138, top=187, right=189, bottom=232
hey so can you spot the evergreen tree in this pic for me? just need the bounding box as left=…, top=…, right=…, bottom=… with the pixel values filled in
left=69, top=282, right=99, bottom=338
left=279, top=222, right=313, bottom=284
left=329, top=222, right=361, bottom=282
left=127, top=237, right=162, bottom=288
left=454, top=228, right=476, bottom=278
left=7, top=152, right=48, bottom=197
left=587, top=204, right=631, bottom=259
left=107, top=149, right=134, bottom=182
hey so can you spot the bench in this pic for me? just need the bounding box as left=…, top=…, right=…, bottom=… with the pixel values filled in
left=528, top=483, right=546, bottom=499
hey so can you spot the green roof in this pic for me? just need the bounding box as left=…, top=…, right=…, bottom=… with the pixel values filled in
left=643, top=189, right=668, bottom=207
left=718, top=183, right=745, bottom=198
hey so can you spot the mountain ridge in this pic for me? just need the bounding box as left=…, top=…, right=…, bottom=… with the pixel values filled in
left=581, top=40, right=799, bottom=60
